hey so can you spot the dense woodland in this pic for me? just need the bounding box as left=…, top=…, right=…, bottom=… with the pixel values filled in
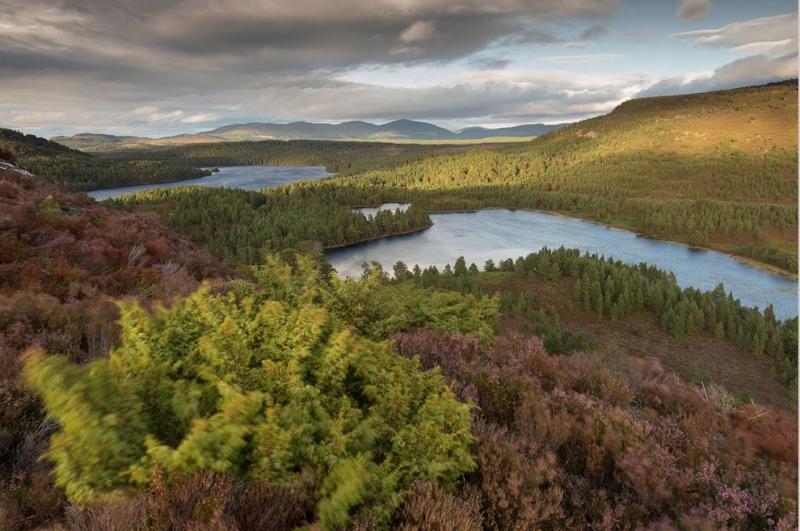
left=0, top=129, right=208, bottom=192
left=110, top=187, right=432, bottom=264
left=101, top=139, right=481, bottom=175
left=0, top=82, right=797, bottom=530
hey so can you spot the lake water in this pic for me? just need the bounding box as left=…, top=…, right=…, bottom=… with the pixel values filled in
left=353, top=202, right=410, bottom=217
left=88, top=165, right=334, bottom=199
left=327, top=208, right=798, bottom=319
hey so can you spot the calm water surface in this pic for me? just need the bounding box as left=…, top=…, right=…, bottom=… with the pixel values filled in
left=88, top=165, right=333, bottom=199
left=327, top=208, right=798, bottom=319
left=353, top=202, right=410, bottom=217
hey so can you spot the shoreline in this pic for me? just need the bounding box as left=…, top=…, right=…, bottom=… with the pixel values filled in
left=323, top=223, right=433, bottom=250
left=335, top=203, right=798, bottom=281
left=438, top=206, right=798, bottom=280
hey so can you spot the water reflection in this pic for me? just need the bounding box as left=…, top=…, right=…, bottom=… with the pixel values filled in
left=327, top=208, right=798, bottom=319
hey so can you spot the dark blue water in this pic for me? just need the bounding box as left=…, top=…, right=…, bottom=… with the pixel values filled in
left=88, top=165, right=334, bottom=199
left=327, top=208, right=798, bottom=319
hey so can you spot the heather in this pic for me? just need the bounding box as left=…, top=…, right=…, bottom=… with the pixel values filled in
left=394, top=329, right=798, bottom=529
left=394, top=249, right=798, bottom=392
left=0, top=166, right=228, bottom=528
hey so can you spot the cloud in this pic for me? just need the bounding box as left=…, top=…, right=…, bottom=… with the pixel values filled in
left=0, top=0, right=619, bottom=76
left=466, top=56, right=511, bottom=69
left=678, top=0, right=711, bottom=22
left=132, top=106, right=184, bottom=122
left=247, top=70, right=645, bottom=123
left=636, top=53, right=797, bottom=97
left=182, top=113, right=222, bottom=124
left=400, top=21, right=437, bottom=43
left=579, top=25, right=608, bottom=40
left=646, top=12, right=799, bottom=96
left=0, top=0, right=627, bottom=135
left=672, top=13, right=797, bottom=55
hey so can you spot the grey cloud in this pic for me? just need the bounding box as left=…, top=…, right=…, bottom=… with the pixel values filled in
left=244, top=74, right=638, bottom=123
left=677, top=0, right=711, bottom=22
left=671, top=13, right=797, bottom=55
left=4, top=0, right=619, bottom=73
left=466, top=57, right=512, bottom=69
left=0, top=0, right=625, bottom=136
left=0, top=69, right=638, bottom=136
left=579, top=25, right=608, bottom=40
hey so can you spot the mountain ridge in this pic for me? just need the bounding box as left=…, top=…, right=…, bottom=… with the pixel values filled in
left=52, top=119, right=568, bottom=151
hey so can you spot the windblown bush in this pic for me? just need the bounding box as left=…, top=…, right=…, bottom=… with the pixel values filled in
left=23, top=257, right=475, bottom=528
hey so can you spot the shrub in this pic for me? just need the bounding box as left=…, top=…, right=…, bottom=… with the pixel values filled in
left=23, top=258, right=475, bottom=528
left=396, top=481, right=482, bottom=531
left=0, top=147, right=17, bottom=165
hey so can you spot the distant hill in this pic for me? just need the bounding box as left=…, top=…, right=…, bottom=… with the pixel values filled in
left=52, top=119, right=568, bottom=151
left=0, top=128, right=207, bottom=191
left=1, top=128, right=87, bottom=158
left=456, top=123, right=565, bottom=139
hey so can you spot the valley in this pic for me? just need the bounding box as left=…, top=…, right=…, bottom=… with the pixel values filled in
left=0, top=81, right=797, bottom=530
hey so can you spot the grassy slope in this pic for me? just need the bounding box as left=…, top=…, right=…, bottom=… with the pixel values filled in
left=330, top=81, right=798, bottom=272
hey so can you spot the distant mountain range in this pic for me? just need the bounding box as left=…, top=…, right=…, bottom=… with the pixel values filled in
left=52, top=119, right=568, bottom=151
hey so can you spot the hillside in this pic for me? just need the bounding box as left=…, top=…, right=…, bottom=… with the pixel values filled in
left=1, top=163, right=796, bottom=528
left=52, top=119, right=566, bottom=150
left=312, top=81, right=798, bottom=273
left=0, top=162, right=232, bottom=527
left=96, top=138, right=526, bottom=179
left=0, top=128, right=208, bottom=192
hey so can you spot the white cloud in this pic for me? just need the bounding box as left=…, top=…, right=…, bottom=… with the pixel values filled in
left=652, top=12, right=799, bottom=96
left=133, top=106, right=159, bottom=115
left=637, top=53, right=797, bottom=97
left=181, top=113, right=221, bottom=123
left=400, top=20, right=437, bottom=43
left=672, top=13, right=797, bottom=56
left=677, top=0, right=711, bottom=22
left=132, top=106, right=184, bottom=122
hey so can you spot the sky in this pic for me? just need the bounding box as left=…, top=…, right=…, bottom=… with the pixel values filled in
left=0, top=0, right=796, bottom=137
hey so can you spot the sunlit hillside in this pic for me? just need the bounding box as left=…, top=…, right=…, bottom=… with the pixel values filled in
left=322, top=81, right=797, bottom=272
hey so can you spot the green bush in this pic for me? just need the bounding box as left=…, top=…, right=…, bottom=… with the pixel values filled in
left=24, top=256, right=475, bottom=528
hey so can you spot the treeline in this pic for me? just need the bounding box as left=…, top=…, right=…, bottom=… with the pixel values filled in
left=279, top=175, right=798, bottom=272
left=0, top=128, right=208, bottom=191
left=310, top=145, right=797, bottom=271
left=101, top=138, right=474, bottom=175
left=22, top=156, right=210, bottom=192
left=387, top=247, right=798, bottom=389
left=110, top=186, right=432, bottom=265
